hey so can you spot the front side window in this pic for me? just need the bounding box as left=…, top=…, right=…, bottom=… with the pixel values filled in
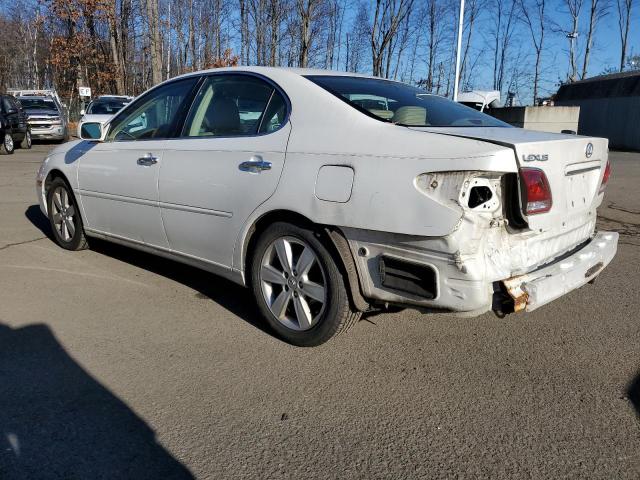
left=108, top=78, right=198, bottom=141
left=1, top=97, right=14, bottom=113
left=182, top=75, right=287, bottom=137
left=306, top=76, right=510, bottom=128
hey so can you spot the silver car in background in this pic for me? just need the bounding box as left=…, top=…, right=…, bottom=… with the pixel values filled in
left=36, top=67, right=618, bottom=346
left=77, top=95, right=133, bottom=138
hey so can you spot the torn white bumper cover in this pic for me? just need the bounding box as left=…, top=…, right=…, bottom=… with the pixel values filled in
left=503, top=231, right=618, bottom=312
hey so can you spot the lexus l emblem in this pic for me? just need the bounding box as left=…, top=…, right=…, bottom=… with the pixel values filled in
left=585, top=143, right=593, bottom=158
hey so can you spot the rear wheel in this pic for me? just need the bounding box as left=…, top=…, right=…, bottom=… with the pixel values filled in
left=250, top=222, right=360, bottom=347
left=46, top=178, right=88, bottom=251
left=1, top=132, right=14, bottom=154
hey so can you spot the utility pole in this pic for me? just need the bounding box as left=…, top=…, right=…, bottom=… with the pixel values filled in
left=453, top=0, right=465, bottom=101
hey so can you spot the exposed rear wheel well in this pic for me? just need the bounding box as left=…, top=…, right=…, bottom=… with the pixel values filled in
left=243, top=210, right=369, bottom=312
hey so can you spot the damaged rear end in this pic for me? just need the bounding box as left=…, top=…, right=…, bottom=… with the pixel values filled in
left=347, top=129, right=618, bottom=316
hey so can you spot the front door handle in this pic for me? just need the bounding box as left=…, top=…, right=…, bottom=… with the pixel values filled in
left=137, top=153, right=158, bottom=166
left=239, top=156, right=272, bottom=173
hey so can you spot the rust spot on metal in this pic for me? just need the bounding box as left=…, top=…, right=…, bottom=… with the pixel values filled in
left=502, top=277, right=529, bottom=313
left=585, top=261, right=604, bottom=278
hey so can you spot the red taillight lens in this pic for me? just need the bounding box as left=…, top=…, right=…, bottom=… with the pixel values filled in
left=520, top=167, right=552, bottom=215
left=598, top=160, right=611, bottom=194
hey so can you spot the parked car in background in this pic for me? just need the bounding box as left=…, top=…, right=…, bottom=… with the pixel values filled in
left=0, top=94, right=31, bottom=154
left=37, top=67, right=618, bottom=346
left=17, top=92, right=68, bottom=142
left=77, top=95, right=133, bottom=137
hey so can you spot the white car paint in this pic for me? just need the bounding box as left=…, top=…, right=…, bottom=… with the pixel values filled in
left=36, top=66, right=618, bottom=322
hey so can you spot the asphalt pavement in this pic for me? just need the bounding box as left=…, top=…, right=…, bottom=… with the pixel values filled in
left=1, top=143, right=639, bottom=479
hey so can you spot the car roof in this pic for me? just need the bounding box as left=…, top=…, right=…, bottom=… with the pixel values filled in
left=173, top=66, right=380, bottom=82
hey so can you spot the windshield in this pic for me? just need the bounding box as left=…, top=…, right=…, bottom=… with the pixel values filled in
left=306, top=76, right=510, bottom=128
left=18, top=98, right=58, bottom=111
left=87, top=99, right=129, bottom=115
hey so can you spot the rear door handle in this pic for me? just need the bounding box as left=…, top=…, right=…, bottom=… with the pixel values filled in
left=137, top=153, right=158, bottom=166
left=239, top=156, right=272, bottom=173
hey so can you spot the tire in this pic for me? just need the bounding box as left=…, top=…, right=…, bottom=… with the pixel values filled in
left=19, top=130, right=32, bottom=149
left=1, top=132, right=15, bottom=154
left=46, top=177, right=89, bottom=251
left=250, top=222, right=360, bottom=347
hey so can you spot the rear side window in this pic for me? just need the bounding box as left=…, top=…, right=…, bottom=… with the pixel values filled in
left=306, top=75, right=510, bottom=128
left=182, top=75, right=286, bottom=137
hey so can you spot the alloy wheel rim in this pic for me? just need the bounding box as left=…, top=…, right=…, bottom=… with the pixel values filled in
left=26, top=131, right=31, bottom=147
left=5, top=134, right=13, bottom=151
left=260, top=236, right=327, bottom=331
left=51, top=186, right=76, bottom=242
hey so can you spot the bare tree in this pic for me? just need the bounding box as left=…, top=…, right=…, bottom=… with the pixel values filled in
left=297, top=0, right=318, bottom=67
left=565, top=0, right=584, bottom=82
left=370, top=0, right=414, bottom=77
left=616, top=0, right=635, bottom=71
left=239, top=0, right=249, bottom=64
left=581, top=0, right=609, bottom=78
left=519, top=0, right=547, bottom=103
left=459, top=0, right=482, bottom=88
left=146, top=0, right=163, bottom=84
left=346, top=3, right=369, bottom=72
left=490, top=0, right=518, bottom=92
left=420, top=0, right=448, bottom=91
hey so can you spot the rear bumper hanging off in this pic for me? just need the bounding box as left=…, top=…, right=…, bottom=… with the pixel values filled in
left=502, top=231, right=618, bottom=312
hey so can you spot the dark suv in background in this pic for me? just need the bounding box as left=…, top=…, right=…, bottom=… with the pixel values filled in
left=0, top=94, right=31, bottom=154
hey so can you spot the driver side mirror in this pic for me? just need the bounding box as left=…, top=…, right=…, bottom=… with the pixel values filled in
left=80, top=122, right=106, bottom=141
left=80, top=109, right=85, bottom=116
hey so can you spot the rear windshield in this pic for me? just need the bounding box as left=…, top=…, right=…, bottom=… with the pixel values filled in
left=306, top=76, right=510, bottom=128
left=87, top=100, right=129, bottom=115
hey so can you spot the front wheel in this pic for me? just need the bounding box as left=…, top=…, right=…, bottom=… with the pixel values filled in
left=250, top=222, right=360, bottom=347
left=1, top=132, right=14, bottom=154
left=46, top=178, right=88, bottom=250
left=20, top=130, right=32, bottom=149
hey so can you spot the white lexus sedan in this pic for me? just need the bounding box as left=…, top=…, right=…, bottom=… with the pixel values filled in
left=36, top=67, right=618, bottom=346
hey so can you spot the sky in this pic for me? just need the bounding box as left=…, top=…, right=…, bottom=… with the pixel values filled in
left=447, top=0, right=640, bottom=101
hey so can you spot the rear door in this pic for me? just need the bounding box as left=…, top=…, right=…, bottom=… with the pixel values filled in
left=158, top=73, right=290, bottom=268
left=77, top=77, right=199, bottom=247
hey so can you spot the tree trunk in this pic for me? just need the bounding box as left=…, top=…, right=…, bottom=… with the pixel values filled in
left=146, top=0, right=163, bottom=85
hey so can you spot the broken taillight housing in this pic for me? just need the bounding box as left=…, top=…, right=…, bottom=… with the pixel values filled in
left=598, top=160, right=611, bottom=194
left=520, top=167, right=552, bottom=215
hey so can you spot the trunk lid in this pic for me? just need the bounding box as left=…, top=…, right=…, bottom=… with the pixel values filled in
left=415, top=127, right=608, bottom=232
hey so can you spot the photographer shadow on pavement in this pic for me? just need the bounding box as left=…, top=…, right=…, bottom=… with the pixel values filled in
left=0, top=322, right=194, bottom=479
left=627, top=371, right=640, bottom=417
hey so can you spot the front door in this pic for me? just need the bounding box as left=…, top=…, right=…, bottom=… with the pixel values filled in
left=77, top=77, right=199, bottom=247
left=2, top=96, right=20, bottom=136
left=159, top=74, right=290, bottom=268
